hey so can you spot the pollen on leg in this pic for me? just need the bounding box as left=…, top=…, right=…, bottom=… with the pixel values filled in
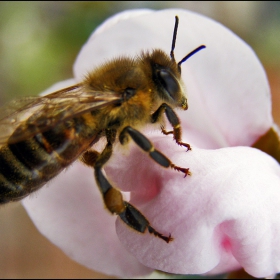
left=80, top=150, right=99, bottom=166
left=104, top=188, right=126, bottom=214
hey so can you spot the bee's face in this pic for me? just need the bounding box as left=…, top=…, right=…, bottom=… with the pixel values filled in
left=140, top=50, right=188, bottom=111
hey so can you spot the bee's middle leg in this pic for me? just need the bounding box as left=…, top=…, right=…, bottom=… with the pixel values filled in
left=119, top=126, right=191, bottom=177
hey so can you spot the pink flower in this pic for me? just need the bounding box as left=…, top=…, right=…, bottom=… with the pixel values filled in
left=22, top=9, right=280, bottom=278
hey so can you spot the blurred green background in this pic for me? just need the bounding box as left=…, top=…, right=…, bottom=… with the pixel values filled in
left=0, top=1, right=279, bottom=278
left=1, top=2, right=280, bottom=102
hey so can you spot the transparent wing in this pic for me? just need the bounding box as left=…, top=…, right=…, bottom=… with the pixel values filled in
left=0, top=84, right=122, bottom=145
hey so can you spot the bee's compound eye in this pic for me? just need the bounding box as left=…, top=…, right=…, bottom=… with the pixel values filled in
left=157, top=69, right=179, bottom=99
left=123, top=87, right=136, bottom=101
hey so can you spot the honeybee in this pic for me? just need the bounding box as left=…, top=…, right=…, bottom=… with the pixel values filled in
left=0, top=16, right=205, bottom=243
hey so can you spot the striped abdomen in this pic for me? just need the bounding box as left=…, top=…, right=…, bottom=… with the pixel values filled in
left=0, top=114, right=98, bottom=203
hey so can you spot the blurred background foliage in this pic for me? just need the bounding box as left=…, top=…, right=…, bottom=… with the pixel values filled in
left=0, top=1, right=279, bottom=278
left=0, top=2, right=280, bottom=103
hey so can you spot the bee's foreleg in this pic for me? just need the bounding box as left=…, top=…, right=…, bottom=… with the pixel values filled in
left=119, top=126, right=191, bottom=177
left=151, top=103, right=191, bottom=151
left=80, top=138, right=173, bottom=243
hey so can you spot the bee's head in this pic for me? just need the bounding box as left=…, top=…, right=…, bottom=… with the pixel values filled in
left=146, top=16, right=205, bottom=111
left=143, top=49, right=188, bottom=110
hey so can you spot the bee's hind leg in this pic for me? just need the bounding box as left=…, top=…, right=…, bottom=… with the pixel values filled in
left=80, top=130, right=173, bottom=243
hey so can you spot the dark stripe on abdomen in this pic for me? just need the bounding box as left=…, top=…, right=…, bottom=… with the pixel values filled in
left=0, top=115, right=97, bottom=203
left=0, top=145, right=46, bottom=203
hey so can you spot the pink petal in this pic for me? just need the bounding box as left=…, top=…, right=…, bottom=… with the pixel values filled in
left=109, top=137, right=280, bottom=278
left=21, top=8, right=276, bottom=279
left=22, top=162, right=152, bottom=278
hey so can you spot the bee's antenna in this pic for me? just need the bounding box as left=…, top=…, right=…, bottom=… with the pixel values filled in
left=170, top=16, right=179, bottom=61
left=178, top=45, right=206, bottom=67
